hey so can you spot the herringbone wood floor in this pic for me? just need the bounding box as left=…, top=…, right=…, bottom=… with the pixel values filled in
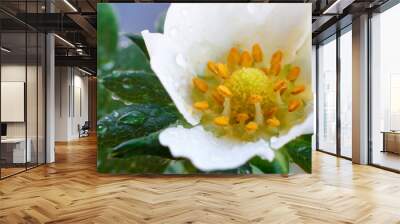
left=1, top=136, right=400, bottom=224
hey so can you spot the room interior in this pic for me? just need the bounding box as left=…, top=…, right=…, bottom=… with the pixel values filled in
left=0, top=0, right=399, bottom=222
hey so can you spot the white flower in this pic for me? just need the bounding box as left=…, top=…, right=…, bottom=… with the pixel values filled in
left=142, top=3, right=313, bottom=171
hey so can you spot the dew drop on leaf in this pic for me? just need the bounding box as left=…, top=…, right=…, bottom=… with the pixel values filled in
left=111, top=93, right=121, bottom=101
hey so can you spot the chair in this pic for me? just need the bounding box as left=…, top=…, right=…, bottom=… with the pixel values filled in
left=78, top=121, right=90, bottom=138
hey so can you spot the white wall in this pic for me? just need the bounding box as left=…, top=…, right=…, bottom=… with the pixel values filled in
left=54, top=67, right=89, bottom=141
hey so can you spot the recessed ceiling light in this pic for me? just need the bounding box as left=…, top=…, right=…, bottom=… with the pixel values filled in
left=54, top=34, right=75, bottom=48
left=78, top=67, right=92, bottom=76
left=63, top=0, right=78, bottom=12
left=1, top=47, right=11, bottom=53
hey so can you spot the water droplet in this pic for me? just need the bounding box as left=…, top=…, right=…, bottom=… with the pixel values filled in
left=176, top=53, right=187, bottom=68
left=247, top=4, right=258, bottom=14
left=111, top=94, right=120, bottom=101
left=168, top=27, right=178, bottom=37
left=103, top=61, right=114, bottom=71
left=122, top=84, right=131, bottom=90
left=123, top=100, right=133, bottom=106
left=112, top=111, right=119, bottom=118
left=181, top=9, right=188, bottom=16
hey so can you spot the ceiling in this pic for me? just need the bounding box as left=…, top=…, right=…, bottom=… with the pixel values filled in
left=0, top=0, right=393, bottom=75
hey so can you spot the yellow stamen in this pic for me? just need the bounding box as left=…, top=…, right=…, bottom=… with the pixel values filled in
left=194, top=101, right=209, bottom=111
left=271, top=50, right=283, bottom=65
left=222, top=98, right=231, bottom=117
left=216, top=63, right=229, bottom=79
left=228, top=47, right=240, bottom=66
left=212, top=90, right=224, bottom=105
left=266, top=117, right=280, bottom=127
left=240, top=51, right=253, bottom=67
left=291, top=85, right=305, bottom=95
left=192, top=77, right=208, bottom=92
left=287, top=66, right=300, bottom=81
left=236, top=113, right=249, bottom=123
left=248, top=94, right=263, bottom=104
left=288, top=100, right=301, bottom=112
left=207, top=61, right=219, bottom=74
left=279, top=82, right=288, bottom=95
left=245, top=122, right=258, bottom=132
left=214, top=116, right=229, bottom=126
left=271, top=63, right=281, bottom=76
left=265, top=106, right=278, bottom=117
left=217, top=85, right=232, bottom=97
left=261, top=67, right=269, bottom=75
left=252, top=43, right=263, bottom=63
left=273, top=80, right=286, bottom=92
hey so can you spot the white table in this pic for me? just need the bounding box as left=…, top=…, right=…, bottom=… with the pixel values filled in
left=1, top=138, right=31, bottom=163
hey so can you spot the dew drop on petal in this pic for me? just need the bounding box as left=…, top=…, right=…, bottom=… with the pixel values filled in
left=168, top=26, right=178, bottom=37
left=176, top=53, right=187, bottom=69
left=247, top=4, right=258, bottom=14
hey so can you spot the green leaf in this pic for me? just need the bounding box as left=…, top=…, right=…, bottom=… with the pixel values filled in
left=125, top=33, right=149, bottom=59
left=274, top=149, right=290, bottom=174
left=155, top=10, right=167, bottom=33
left=97, top=103, right=180, bottom=148
left=97, top=81, right=125, bottom=120
left=98, top=154, right=170, bottom=174
left=164, top=159, right=198, bottom=174
left=114, top=44, right=151, bottom=72
left=98, top=4, right=118, bottom=66
left=112, top=131, right=173, bottom=159
left=249, top=149, right=290, bottom=174
left=102, top=70, right=172, bottom=105
left=284, top=134, right=312, bottom=173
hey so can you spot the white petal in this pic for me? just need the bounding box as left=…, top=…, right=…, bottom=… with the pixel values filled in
left=142, top=30, right=200, bottom=125
left=159, top=125, right=275, bottom=172
left=142, top=3, right=311, bottom=125
left=164, top=3, right=311, bottom=72
left=270, top=113, right=314, bottom=150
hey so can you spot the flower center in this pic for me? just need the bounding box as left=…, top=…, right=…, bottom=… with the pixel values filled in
left=191, top=43, right=311, bottom=141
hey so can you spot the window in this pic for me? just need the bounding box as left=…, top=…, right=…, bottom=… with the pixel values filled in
left=340, top=28, right=352, bottom=158
left=317, top=37, right=337, bottom=154
left=370, top=2, right=400, bottom=171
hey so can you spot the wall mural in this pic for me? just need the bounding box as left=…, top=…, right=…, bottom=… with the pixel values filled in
left=97, top=3, right=313, bottom=174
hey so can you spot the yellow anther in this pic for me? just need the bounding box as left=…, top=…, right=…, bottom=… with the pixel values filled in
left=214, top=116, right=229, bottom=126
left=271, top=50, right=283, bottom=65
left=270, top=63, right=281, bottom=76
left=291, top=85, right=306, bottom=95
left=192, top=77, right=208, bottom=93
left=261, top=67, right=269, bottom=75
left=240, top=51, right=253, bottom=67
left=273, top=80, right=286, bottom=92
left=207, top=61, right=218, bottom=74
left=228, top=47, right=240, bottom=66
left=193, top=101, right=209, bottom=111
left=287, top=66, right=300, bottom=81
left=279, top=82, right=288, bottom=94
left=288, top=100, right=301, bottom=112
left=216, top=63, right=229, bottom=79
left=245, top=122, right=258, bottom=132
left=217, top=85, right=232, bottom=97
left=235, top=113, right=249, bottom=123
left=266, top=117, right=280, bottom=127
left=248, top=94, right=263, bottom=104
left=252, top=43, right=263, bottom=63
left=265, top=106, right=278, bottom=117
left=212, top=90, right=224, bottom=105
